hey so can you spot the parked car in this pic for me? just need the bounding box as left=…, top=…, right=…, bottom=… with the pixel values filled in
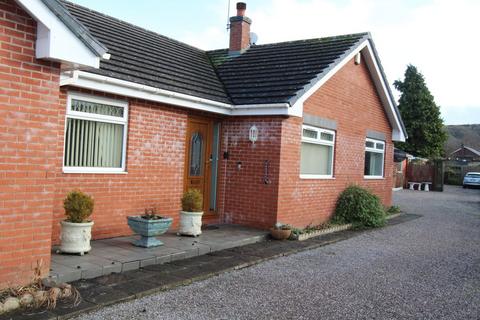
left=463, top=172, right=480, bottom=188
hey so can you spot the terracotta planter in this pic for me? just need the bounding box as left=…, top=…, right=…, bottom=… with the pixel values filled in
left=270, top=228, right=291, bottom=240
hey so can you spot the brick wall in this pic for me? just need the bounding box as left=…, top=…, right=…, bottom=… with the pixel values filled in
left=277, top=58, right=394, bottom=227
left=0, top=0, right=60, bottom=289
left=218, top=117, right=283, bottom=229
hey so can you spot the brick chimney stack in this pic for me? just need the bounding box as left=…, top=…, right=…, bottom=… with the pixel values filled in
left=229, top=2, right=251, bottom=55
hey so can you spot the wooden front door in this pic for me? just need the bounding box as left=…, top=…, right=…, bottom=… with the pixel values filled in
left=184, top=117, right=216, bottom=214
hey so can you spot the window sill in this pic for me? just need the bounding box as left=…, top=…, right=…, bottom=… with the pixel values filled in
left=300, top=175, right=335, bottom=180
left=63, top=168, right=128, bottom=174
left=364, top=176, right=384, bottom=180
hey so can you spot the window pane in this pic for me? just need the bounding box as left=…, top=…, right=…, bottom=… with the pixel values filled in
left=300, top=142, right=333, bottom=175
left=375, top=142, right=384, bottom=150
left=64, top=118, right=124, bottom=168
left=189, top=132, right=203, bottom=176
left=72, top=99, right=124, bottom=118
left=302, top=128, right=317, bottom=139
left=320, top=132, right=334, bottom=142
left=364, top=151, right=383, bottom=176
left=366, top=141, right=375, bottom=148
left=209, top=123, right=220, bottom=211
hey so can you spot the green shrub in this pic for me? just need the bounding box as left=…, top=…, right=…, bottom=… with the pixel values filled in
left=386, top=205, right=401, bottom=215
left=332, top=185, right=386, bottom=228
left=63, top=190, right=94, bottom=223
left=181, top=189, right=203, bottom=212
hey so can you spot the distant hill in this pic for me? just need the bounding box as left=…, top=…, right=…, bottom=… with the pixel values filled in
left=444, top=124, right=480, bottom=155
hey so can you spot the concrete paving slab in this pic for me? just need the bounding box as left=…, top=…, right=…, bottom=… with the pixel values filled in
left=49, top=224, right=268, bottom=283
left=49, top=262, right=82, bottom=283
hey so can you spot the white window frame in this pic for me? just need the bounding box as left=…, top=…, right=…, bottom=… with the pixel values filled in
left=364, top=137, right=385, bottom=179
left=300, top=125, right=335, bottom=179
left=63, top=92, right=128, bottom=174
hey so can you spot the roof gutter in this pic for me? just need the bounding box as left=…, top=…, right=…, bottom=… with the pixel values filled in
left=61, top=71, right=233, bottom=113
left=60, top=71, right=293, bottom=117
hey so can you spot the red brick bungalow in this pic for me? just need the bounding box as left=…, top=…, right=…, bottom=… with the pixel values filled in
left=0, top=0, right=407, bottom=288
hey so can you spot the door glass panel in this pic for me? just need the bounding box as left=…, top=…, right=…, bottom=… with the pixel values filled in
left=189, top=132, right=203, bottom=176
left=209, top=123, right=220, bottom=211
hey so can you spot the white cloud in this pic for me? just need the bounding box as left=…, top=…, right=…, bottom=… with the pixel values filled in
left=178, top=0, right=480, bottom=124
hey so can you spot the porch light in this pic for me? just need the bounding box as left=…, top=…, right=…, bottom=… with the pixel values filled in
left=249, top=125, right=258, bottom=144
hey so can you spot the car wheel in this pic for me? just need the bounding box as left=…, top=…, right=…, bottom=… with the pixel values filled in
left=463, top=185, right=467, bottom=189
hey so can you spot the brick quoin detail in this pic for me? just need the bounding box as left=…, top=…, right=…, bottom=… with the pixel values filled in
left=0, top=0, right=60, bottom=289
left=276, top=58, right=394, bottom=227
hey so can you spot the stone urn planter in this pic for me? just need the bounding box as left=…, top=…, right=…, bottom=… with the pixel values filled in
left=127, top=210, right=173, bottom=247
left=178, top=211, right=203, bottom=236
left=60, top=221, right=94, bottom=255
left=60, top=190, right=95, bottom=255
left=178, top=189, right=203, bottom=237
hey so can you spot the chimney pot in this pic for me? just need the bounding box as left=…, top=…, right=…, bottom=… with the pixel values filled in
left=236, top=2, right=247, bottom=16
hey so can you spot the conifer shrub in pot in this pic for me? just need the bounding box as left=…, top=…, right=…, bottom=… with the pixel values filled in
left=332, top=185, right=386, bottom=228
left=178, top=189, right=203, bottom=237
left=60, top=190, right=94, bottom=255
left=127, top=208, right=173, bottom=247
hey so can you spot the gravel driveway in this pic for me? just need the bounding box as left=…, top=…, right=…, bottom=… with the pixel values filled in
left=75, top=186, right=480, bottom=320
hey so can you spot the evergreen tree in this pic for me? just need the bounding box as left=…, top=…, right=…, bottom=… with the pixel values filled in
left=394, top=65, right=447, bottom=158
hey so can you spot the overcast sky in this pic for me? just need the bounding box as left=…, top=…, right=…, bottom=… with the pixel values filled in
left=70, top=0, right=479, bottom=125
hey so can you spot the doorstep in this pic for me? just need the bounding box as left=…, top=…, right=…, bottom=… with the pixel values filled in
left=49, top=224, right=268, bottom=283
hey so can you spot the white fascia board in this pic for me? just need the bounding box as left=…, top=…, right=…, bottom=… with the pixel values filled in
left=361, top=42, right=406, bottom=142
left=15, top=0, right=100, bottom=69
left=61, top=71, right=233, bottom=115
left=60, top=71, right=293, bottom=116
left=291, top=40, right=406, bottom=142
left=232, top=103, right=290, bottom=116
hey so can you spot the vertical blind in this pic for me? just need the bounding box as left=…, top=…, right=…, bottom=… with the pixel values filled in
left=300, top=142, right=333, bottom=175
left=64, top=119, right=124, bottom=168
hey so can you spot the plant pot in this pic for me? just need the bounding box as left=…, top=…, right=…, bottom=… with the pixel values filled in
left=60, top=220, right=94, bottom=255
left=178, top=211, right=203, bottom=236
left=127, top=216, right=173, bottom=247
left=270, top=228, right=291, bottom=240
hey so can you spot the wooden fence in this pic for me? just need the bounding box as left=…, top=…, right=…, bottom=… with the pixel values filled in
left=406, top=160, right=444, bottom=191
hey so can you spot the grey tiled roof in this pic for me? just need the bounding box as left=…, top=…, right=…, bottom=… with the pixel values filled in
left=60, top=1, right=368, bottom=106
left=62, top=1, right=231, bottom=104
left=208, top=34, right=368, bottom=105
